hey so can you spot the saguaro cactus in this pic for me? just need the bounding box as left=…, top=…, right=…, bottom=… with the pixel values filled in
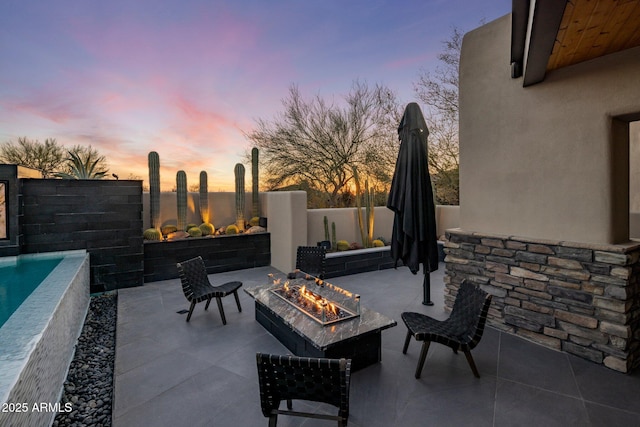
left=148, top=151, right=160, bottom=229
left=331, top=221, right=336, bottom=250
left=176, top=170, right=187, bottom=231
left=251, top=147, right=260, bottom=218
left=353, top=167, right=375, bottom=248
left=324, top=215, right=330, bottom=241
left=234, top=163, right=245, bottom=230
left=199, top=171, right=209, bottom=224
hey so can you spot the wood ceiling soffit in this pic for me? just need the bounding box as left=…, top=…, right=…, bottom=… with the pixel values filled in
left=548, top=0, right=640, bottom=71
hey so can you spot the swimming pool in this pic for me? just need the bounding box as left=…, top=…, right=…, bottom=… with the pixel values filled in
left=0, top=257, right=63, bottom=328
left=0, top=250, right=90, bottom=427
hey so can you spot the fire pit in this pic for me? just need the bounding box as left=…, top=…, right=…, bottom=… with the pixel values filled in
left=245, top=271, right=397, bottom=371
left=268, top=272, right=360, bottom=326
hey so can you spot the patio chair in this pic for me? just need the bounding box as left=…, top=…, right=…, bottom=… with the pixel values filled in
left=176, top=256, right=242, bottom=324
left=256, top=353, right=351, bottom=427
left=401, top=280, right=492, bottom=378
left=296, top=246, right=327, bottom=279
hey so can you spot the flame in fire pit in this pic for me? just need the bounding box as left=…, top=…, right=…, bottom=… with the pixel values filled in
left=269, top=275, right=358, bottom=325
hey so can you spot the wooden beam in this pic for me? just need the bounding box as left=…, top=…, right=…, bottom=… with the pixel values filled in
left=523, top=0, right=569, bottom=86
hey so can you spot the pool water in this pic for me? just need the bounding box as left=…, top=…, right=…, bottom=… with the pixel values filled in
left=0, top=257, right=62, bottom=327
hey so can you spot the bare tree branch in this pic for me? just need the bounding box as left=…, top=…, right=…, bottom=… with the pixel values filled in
left=413, top=27, right=463, bottom=205
left=246, top=81, right=401, bottom=207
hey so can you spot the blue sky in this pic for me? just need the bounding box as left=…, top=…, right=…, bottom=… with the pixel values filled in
left=0, top=0, right=510, bottom=190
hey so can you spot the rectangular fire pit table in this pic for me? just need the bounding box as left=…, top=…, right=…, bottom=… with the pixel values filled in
left=244, top=271, right=397, bottom=371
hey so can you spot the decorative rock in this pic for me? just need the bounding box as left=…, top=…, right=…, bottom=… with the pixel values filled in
left=245, top=225, right=266, bottom=234
left=53, top=294, right=116, bottom=427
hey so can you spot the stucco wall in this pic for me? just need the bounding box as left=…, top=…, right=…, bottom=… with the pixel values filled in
left=459, top=14, right=640, bottom=244
left=142, top=192, right=262, bottom=230
left=307, top=205, right=459, bottom=247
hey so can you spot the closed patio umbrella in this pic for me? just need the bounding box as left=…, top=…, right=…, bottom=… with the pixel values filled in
left=387, top=102, right=439, bottom=305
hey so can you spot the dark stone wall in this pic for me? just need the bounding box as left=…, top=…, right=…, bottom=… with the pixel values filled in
left=20, top=179, right=144, bottom=292
left=143, top=233, right=271, bottom=282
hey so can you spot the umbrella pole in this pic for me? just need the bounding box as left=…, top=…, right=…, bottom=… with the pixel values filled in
left=422, top=261, right=434, bottom=306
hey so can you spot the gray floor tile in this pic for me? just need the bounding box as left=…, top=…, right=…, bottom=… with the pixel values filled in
left=113, top=264, right=640, bottom=427
left=494, top=379, right=589, bottom=427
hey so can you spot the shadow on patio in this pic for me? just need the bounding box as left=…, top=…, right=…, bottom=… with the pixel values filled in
left=113, top=265, right=640, bottom=427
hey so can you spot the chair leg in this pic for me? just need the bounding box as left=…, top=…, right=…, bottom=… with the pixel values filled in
left=186, top=301, right=196, bottom=322
left=402, top=330, right=412, bottom=354
left=216, top=297, right=227, bottom=325
left=268, top=414, right=278, bottom=427
left=286, top=399, right=292, bottom=410
left=415, top=341, right=431, bottom=379
left=233, top=290, right=242, bottom=312
left=204, top=297, right=212, bottom=310
left=463, top=350, right=480, bottom=378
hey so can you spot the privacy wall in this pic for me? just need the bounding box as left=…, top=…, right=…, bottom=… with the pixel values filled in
left=20, top=179, right=144, bottom=292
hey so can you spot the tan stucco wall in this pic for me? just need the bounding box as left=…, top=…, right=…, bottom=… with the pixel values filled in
left=142, top=192, right=261, bottom=230
left=307, top=205, right=459, bottom=246
left=265, top=191, right=307, bottom=273
left=460, top=14, right=640, bottom=244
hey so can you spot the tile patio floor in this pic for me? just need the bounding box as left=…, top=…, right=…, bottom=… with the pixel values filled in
left=113, top=264, right=640, bottom=427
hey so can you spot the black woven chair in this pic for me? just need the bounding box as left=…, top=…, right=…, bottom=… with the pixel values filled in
left=401, top=280, right=492, bottom=378
left=176, top=256, right=242, bottom=324
left=256, top=353, right=351, bottom=427
left=296, top=246, right=327, bottom=279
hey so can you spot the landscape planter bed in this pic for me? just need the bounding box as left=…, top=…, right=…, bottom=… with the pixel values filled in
left=323, top=242, right=444, bottom=279
left=324, top=246, right=400, bottom=278
left=143, top=232, right=270, bottom=282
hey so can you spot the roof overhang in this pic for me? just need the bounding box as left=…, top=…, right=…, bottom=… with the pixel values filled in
left=511, top=0, right=640, bottom=86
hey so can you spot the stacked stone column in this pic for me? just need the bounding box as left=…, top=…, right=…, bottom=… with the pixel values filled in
left=444, top=228, right=640, bottom=373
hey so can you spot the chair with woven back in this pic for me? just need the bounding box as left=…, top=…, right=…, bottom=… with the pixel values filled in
left=401, top=279, right=492, bottom=379
left=256, top=353, right=352, bottom=427
left=176, top=256, right=242, bottom=324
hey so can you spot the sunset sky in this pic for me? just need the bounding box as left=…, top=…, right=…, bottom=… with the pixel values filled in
left=0, top=0, right=510, bottom=191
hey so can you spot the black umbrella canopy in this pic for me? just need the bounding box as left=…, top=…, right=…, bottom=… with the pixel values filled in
left=387, top=102, right=439, bottom=281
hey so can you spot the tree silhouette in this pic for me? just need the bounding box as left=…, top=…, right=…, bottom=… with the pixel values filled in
left=246, top=80, right=401, bottom=207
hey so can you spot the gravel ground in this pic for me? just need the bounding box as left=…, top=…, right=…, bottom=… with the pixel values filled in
left=53, top=293, right=117, bottom=427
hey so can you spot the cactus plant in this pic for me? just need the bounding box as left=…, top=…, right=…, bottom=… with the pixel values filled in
left=199, top=171, right=209, bottom=224
left=365, top=180, right=374, bottom=246
left=143, top=228, right=162, bottom=241
left=234, top=163, right=245, bottom=230
left=249, top=216, right=260, bottom=227
left=199, top=222, right=214, bottom=236
left=226, top=224, right=239, bottom=235
left=176, top=170, right=187, bottom=231
left=188, top=227, right=203, bottom=237
left=251, top=147, right=259, bottom=218
left=331, top=221, right=337, bottom=250
left=353, top=167, right=375, bottom=248
left=148, top=151, right=160, bottom=229
left=336, top=240, right=350, bottom=251
left=324, top=216, right=330, bottom=242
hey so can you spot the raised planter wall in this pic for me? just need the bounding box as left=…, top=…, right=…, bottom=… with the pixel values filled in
left=143, top=233, right=270, bottom=282
left=325, top=247, right=400, bottom=278
left=444, top=228, right=640, bottom=373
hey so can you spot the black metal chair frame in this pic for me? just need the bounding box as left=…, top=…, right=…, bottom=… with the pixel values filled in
left=296, top=246, right=327, bottom=279
left=401, top=280, right=492, bottom=378
left=176, top=256, right=242, bottom=324
left=256, top=353, right=351, bottom=427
